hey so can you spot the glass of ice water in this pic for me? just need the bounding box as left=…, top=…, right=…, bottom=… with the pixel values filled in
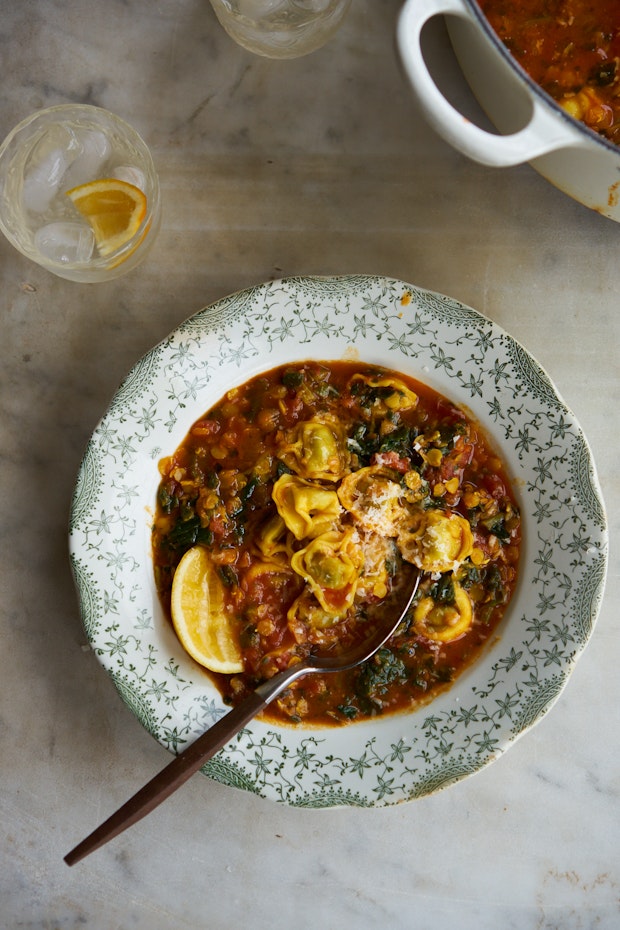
left=208, top=0, right=351, bottom=59
left=0, top=104, right=161, bottom=283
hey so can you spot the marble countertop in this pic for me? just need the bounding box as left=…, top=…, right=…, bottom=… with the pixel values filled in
left=2, top=1, right=618, bottom=927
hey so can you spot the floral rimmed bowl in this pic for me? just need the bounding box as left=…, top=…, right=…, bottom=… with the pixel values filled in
left=69, top=275, right=608, bottom=807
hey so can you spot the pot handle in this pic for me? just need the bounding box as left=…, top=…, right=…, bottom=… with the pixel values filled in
left=397, top=0, right=582, bottom=167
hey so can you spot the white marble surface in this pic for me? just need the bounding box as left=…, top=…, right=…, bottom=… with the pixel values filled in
left=1, top=1, right=618, bottom=927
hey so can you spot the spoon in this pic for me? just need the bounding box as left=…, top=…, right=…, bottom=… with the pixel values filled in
left=64, top=564, right=420, bottom=866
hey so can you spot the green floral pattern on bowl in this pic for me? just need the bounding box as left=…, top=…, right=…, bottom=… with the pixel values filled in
left=69, top=275, right=608, bottom=807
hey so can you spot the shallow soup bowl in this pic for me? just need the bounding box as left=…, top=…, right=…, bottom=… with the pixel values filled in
left=69, top=275, right=607, bottom=806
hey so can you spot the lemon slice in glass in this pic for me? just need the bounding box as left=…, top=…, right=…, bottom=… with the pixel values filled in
left=66, top=177, right=147, bottom=257
left=170, top=546, right=244, bottom=674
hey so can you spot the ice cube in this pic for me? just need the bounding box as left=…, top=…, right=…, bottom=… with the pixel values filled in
left=21, top=124, right=81, bottom=214
left=112, top=165, right=146, bottom=192
left=61, top=129, right=112, bottom=191
left=34, top=221, right=95, bottom=264
left=22, top=150, right=69, bottom=213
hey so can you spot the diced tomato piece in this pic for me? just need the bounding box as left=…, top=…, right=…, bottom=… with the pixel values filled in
left=209, top=514, right=228, bottom=538
left=371, top=450, right=411, bottom=472
left=190, top=419, right=220, bottom=437
left=483, top=473, right=507, bottom=500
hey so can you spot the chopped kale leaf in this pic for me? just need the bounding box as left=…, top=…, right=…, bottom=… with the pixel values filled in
left=429, top=574, right=456, bottom=605
left=458, top=564, right=482, bottom=588
left=275, top=460, right=293, bottom=478
left=240, top=474, right=259, bottom=506
left=482, top=513, right=511, bottom=541
left=157, top=482, right=178, bottom=514
left=282, top=369, right=304, bottom=389
left=240, top=624, right=260, bottom=649
left=356, top=648, right=408, bottom=703
left=217, top=564, right=238, bottom=587
left=165, top=515, right=213, bottom=552
left=378, top=424, right=417, bottom=457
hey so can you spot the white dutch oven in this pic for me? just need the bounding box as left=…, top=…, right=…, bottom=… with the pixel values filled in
left=397, top=0, right=620, bottom=222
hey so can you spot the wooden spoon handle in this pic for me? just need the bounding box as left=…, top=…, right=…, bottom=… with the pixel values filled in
left=64, top=689, right=267, bottom=866
left=64, top=658, right=318, bottom=866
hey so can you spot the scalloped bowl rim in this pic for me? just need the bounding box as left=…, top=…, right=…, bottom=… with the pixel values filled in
left=69, top=275, right=608, bottom=807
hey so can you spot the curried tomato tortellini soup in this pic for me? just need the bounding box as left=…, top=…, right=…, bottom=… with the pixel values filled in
left=153, top=361, right=521, bottom=726
left=478, top=0, right=620, bottom=145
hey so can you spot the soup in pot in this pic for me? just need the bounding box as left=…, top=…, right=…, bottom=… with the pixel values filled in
left=478, top=0, right=620, bottom=145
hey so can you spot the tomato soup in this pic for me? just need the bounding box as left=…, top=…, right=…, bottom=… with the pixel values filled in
left=478, top=0, right=620, bottom=145
left=153, top=361, right=521, bottom=726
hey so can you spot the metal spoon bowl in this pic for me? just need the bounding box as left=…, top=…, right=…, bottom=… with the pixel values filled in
left=65, top=564, right=420, bottom=866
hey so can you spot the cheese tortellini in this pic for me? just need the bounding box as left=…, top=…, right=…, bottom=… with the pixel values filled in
left=287, top=590, right=347, bottom=646
left=272, top=474, right=342, bottom=540
left=349, top=373, right=419, bottom=411
left=277, top=415, right=350, bottom=482
left=413, top=579, right=473, bottom=642
left=290, top=528, right=363, bottom=613
left=254, top=514, right=292, bottom=567
left=397, top=510, right=473, bottom=573
left=337, top=466, right=403, bottom=536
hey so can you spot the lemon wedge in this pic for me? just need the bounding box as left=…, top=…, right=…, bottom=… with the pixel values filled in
left=170, top=546, right=244, bottom=674
left=66, top=177, right=147, bottom=257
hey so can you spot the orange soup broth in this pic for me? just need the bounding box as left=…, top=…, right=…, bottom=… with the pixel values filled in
left=478, top=0, right=620, bottom=144
left=153, top=361, right=521, bottom=727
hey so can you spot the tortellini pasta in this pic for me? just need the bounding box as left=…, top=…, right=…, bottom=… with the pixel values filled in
left=413, top=579, right=473, bottom=642
left=397, top=509, right=473, bottom=573
left=349, top=373, right=419, bottom=411
left=277, top=414, right=350, bottom=482
left=254, top=514, right=291, bottom=566
left=287, top=590, right=347, bottom=646
left=290, top=529, right=363, bottom=613
left=337, top=465, right=404, bottom=536
left=272, top=473, right=342, bottom=540
left=243, top=560, right=294, bottom=586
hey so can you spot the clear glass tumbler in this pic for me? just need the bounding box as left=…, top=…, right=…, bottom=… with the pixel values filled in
left=0, top=104, right=161, bottom=283
left=208, top=0, right=352, bottom=59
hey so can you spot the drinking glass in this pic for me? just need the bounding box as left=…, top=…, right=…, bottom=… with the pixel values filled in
left=208, top=0, right=352, bottom=59
left=0, top=104, right=161, bottom=283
